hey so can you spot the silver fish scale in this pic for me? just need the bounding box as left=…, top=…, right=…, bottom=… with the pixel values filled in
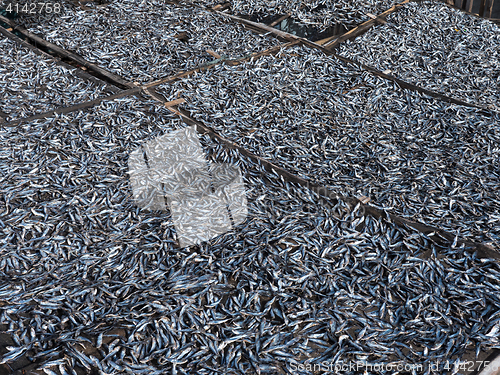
left=156, top=44, right=500, bottom=249
left=0, top=95, right=499, bottom=373
left=14, top=0, right=280, bottom=84
left=181, top=0, right=399, bottom=31
left=0, top=36, right=107, bottom=122
left=339, top=1, right=500, bottom=111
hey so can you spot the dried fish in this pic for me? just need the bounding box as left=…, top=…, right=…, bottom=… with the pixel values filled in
left=1, top=3, right=500, bottom=372
left=182, top=0, right=399, bottom=32
left=339, top=1, right=500, bottom=111
left=15, top=0, right=281, bottom=83
left=0, top=94, right=499, bottom=374
left=156, top=44, right=500, bottom=248
left=0, top=36, right=107, bottom=122
left=294, top=0, right=398, bottom=31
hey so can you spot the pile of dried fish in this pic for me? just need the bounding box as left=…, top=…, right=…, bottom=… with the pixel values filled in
left=15, top=0, right=280, bottom=84
left=182, top=0, right=300, bottom=14
left=156, top=45, right=500, bottom=248
left=339, top=1, right=500, bottom=111
left=0, top=95, right=499, bottom=374
left=293, top=0, right=399, bottom=31
left=0, top=36, right=107, bottom=122
left=182, top=0, right=399, bottom=31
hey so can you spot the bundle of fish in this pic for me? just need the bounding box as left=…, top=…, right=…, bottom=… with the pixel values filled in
left=156, top=45, right=500, bottom=248
left=338, top=1, right=500, bottom=111
left=0, top=36, right=107, bottom=122
left=0, top=95, right=499, bottom=374
left=181, top=0, right=399, bottom=31
left=14, top=0, right=280, bottom=84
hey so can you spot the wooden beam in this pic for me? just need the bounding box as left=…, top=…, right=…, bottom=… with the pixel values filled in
left=163, top=98, right=186, bottom=107
left=214, top=11, right=301, bottom=42
left=366, top=12, right=388, bottom=23
left=314, top=24, right=345, bottom=45
left=467, top=0, right=474, bottom=13
left=206, top=49, right=221, bottom=59
left=486, top=0, right=495, bottom=17
left=316, top=35, right=337, bottom=45
left=269, top=13, right=292, bottom=27
left=212, top=3, right=230, bottom=11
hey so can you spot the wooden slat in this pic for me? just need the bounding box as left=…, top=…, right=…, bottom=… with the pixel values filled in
left=214, top=11, right=301, bottom=42
left=314, top=24, right=346, bottom=45
left=212, top=3, right=230, bottom=11
left=366, top=12, right=388, bottom=23
left=206, top=49, right=221, bottom=59
left=163, top=98, right=186, bottom=107
left=269, top=13, right=292, bottom=27
left=315, top=35, right=336, bottom=45
left=467, top=0, right=474, bottom=13
left=486, top=0, right=495, bottom=17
